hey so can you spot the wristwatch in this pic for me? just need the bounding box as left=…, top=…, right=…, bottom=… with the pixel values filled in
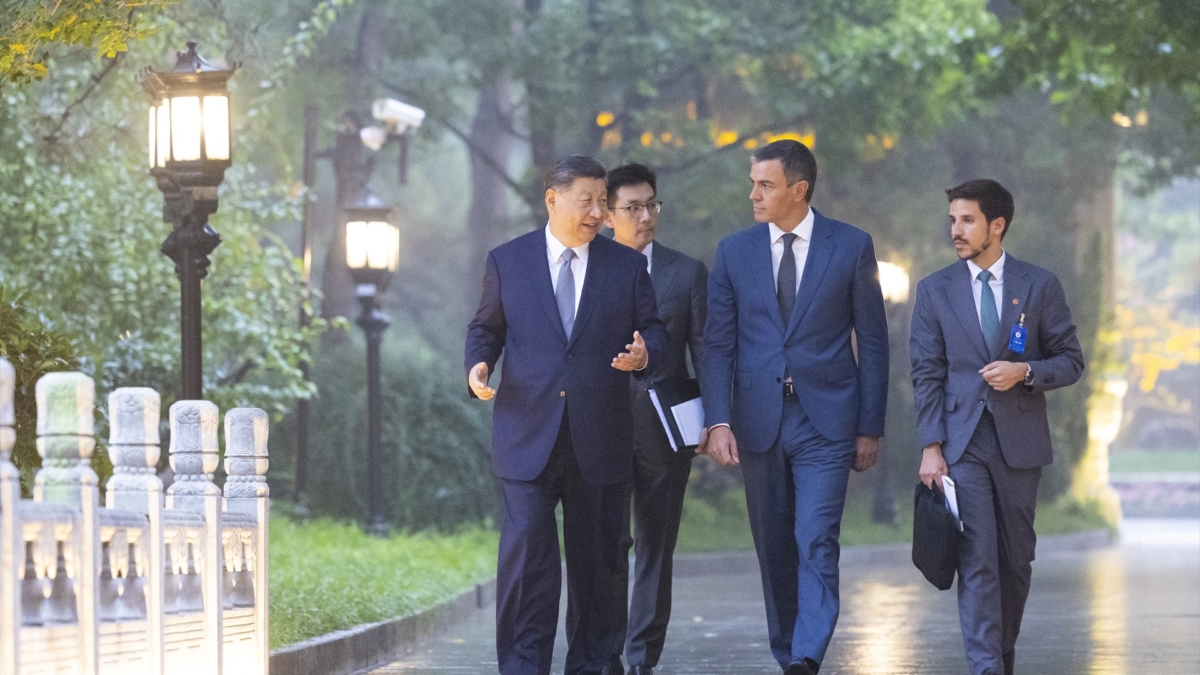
left=1023, top=363, right=1034, bottom=385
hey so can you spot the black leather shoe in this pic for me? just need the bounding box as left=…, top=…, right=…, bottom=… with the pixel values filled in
left=626, top=667, right=654, bottom=675
left=783, top=659, right=818, bottom=675
left=600, top=657, right=623, bottom=675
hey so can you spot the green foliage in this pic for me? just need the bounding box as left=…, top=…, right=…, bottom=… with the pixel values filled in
left=272, top=334, right=497, bottom=531
left=0, top=287, right=81, bottom=495
left=0, top=0, right=178, bottom=85
left=0, top=21, right=325, bottom=420
left=1001, top=0, right=1200, bottom=126
left=268, top=516, right=497, bottom=648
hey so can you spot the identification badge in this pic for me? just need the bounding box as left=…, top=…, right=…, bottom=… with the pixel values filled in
left=1008, top=313, right=1027, bottom=354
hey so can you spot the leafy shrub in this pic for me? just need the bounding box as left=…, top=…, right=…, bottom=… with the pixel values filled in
left=271, top=335, right=498, bottom=531
left=0, top=287, right=103, bottom=495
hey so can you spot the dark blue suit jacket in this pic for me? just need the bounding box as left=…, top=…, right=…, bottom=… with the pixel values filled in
left=909, top=256, right=1084, bottom=468
left=465, top=230, right=667, bottom=484
left=701, top=210, right=889, bottom=451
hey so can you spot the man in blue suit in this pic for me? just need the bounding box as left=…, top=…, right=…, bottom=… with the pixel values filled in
left=465, top=156, right=667, bottom=675
left=912, top=179, right=1084, bottom=675
left=701, top=140, right=889, bottom=675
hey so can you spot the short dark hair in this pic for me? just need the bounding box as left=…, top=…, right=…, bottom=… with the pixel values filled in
left=544, top=155, right=607, bottom=191
left=605, top=163, right=657, bottom=205
left=751, top=140, right=817, bottom=201
left=945, top=179, right=1015, bottom=237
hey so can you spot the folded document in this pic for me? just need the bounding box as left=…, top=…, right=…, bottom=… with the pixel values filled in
left=648, top=378, right=705, bottom=452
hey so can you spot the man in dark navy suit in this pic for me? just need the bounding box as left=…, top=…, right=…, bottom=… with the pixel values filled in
left=912, top=179, right=1084, bottom=675
left=602, top=164, right=707, bottom=675
left=701, top=140, right=889, bottom=675
left=465, top=155, right=667, bottom=675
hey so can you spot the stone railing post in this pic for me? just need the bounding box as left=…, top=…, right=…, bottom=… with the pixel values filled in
left=223, top=408, right=269, bottom=675
left=1, top=358, right=18, bottom=675
left=167, top=400, right=223, bottom=675
left=107, top=387, right=166, bottom=674
left=35, top=372, right=100, bottom=673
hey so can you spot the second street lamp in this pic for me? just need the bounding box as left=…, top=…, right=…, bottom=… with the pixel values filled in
left=143, top=41, right=237, bottom=400
left=345, top=195, right=399, bottom=537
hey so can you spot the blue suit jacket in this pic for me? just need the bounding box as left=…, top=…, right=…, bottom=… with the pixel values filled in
left=701, top=210, right=889, bottom=451
left=909, top=256, right=1084, bottom=468
left=465, top=230, right=667, bottom=484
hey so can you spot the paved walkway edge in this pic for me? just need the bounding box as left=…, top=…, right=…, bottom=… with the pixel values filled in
left=269, top=580, right=497, bottom=675
left=268, top=528, right=1114, bottom=675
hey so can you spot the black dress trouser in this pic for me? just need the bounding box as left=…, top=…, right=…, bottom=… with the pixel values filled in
left=496, top=407, right=627, bottom=675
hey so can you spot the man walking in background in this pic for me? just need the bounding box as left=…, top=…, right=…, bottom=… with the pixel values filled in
left=700, top=140, right=890, bottom=675
left=602, top=164, right=707, bottom=675
left=911, top=179, right=1084, bottom=675
left=465, top=156, right=667, bottom=675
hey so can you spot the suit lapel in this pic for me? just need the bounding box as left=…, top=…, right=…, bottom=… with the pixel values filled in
left=749, top=224, right=786, bottom=335
left=650, top=244, right=679, bottom=307
left=531, top=233, right=569, bottom=345
left=945, top=260, right=990, bottom=363
left=785, top=211, right=833, bottom=339
left=567, top=237, right=611, bottom=349
left=994, top=257, right=1032, bottom=360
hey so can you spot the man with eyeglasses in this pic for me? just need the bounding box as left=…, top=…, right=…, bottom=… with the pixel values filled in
left=602, top=163, right=707, bottom=675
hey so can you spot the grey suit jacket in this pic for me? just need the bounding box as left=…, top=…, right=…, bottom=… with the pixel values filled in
left=909, top=255, right=1084, bottom=468
left=630, top=242, right=708, bottom=460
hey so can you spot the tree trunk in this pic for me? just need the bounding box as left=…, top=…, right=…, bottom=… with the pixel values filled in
left=465, top=74, right=517, bottom=303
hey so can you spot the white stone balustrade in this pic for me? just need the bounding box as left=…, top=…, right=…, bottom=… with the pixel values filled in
left=0, top=360, right=271, bottom=675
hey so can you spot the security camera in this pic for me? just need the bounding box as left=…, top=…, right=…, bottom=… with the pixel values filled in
left=372, top=98, right=426, bottom=134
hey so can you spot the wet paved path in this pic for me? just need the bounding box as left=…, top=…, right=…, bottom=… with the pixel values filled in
left=367, top=519, right=1200, bottom=674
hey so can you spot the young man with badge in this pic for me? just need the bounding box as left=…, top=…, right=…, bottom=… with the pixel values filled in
left=910, top=179, right=1085, bottom=675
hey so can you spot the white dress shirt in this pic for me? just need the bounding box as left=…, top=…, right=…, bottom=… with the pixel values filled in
left=769, top=207, right=815, bottom=294
left=966, top=251, right=1006, bottom=328
left=641, top=241, right=654, bottom=275
left=546, top=224, right=589, bottom=314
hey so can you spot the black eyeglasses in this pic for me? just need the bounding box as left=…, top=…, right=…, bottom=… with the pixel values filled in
left=611, top=201, right=662, bottom=218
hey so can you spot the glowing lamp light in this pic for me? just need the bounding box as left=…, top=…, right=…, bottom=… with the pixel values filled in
left=144, top=41, right=235, bottom=188
left=878, top=261, right=910, bottom=305
left=345, top=196, right=399, bottom=292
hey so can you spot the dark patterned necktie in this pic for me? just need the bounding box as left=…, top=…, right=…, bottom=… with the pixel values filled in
left=778, top=233, right=798, bottom=325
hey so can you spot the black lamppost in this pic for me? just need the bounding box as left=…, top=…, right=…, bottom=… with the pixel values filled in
left=344, top=195, right=399, bottom=537
left=873, top=261, right=911, bottom=526
left=143, top=41, right=236, bottom=400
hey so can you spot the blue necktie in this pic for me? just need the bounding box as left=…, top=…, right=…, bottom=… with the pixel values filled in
left=556, top=249, right=577, bottom=337
left=777, top=233, right=798, bottom=326
left=978, top=269, right=999, bottom=351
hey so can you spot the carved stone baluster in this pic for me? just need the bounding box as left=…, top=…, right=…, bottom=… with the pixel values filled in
left=99, top=540, right=119, bottom=621
left=107, top=387, right=165, bottom=670
left=168, top=400, right=222, bottom=674
left=1, top=358, right=18, bottom=675
left=223, top=407, right=269, bottom=675
left=34, top=372, right=99, bottom=673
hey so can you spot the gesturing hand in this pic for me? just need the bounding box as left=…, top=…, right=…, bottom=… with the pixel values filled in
left=468, top=362, right=495, bottom=400
left=706, top=425, right=740, bottom=466
left=612, top=331, right=648, bottom=371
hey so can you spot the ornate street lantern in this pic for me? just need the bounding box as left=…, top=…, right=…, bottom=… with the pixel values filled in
left=142, top=41, right=237, bottom=400
left=344, top=194, right=398, bottom=537
left=344, top=196, right=400, bottom=293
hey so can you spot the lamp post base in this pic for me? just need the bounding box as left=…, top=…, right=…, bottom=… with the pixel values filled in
left=357, top=290, right=391, bottom=538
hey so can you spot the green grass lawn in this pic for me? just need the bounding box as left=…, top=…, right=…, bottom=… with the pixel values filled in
left=269, top=518, right=498, bottom=649
left=1109, top=449, right=1200, bottom=473
left=675, top=487, right=1113, bottom=553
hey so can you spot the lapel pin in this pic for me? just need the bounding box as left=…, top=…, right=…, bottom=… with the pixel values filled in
left=1012, top=298, right=1019, bottom=304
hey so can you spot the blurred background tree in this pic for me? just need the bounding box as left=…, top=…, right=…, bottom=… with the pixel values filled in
left=1, top=0, right=1195, bottom=532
